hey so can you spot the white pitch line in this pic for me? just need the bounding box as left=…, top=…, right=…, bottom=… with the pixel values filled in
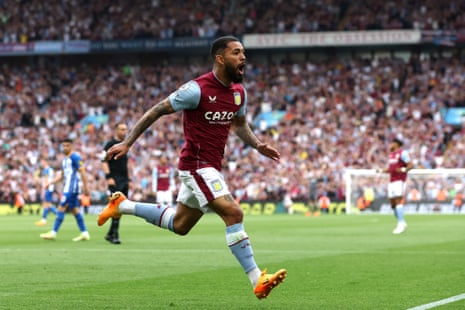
left=407, top=293, right=465, bottom=310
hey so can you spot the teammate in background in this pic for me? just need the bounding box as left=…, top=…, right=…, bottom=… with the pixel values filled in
left=40, top=138, right=91, bottom=241
left=98, top=36, right=286, bottom=299
left=101, top=122, right=131, bottom=244
left=377, top=138, right=413, bottom=234
left=35, top=159, right=57, bottom=226
left=152, top=156, right=176, bottom=207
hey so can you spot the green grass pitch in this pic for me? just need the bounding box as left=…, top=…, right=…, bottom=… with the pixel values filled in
left=1, top=213, right=465, bottom=309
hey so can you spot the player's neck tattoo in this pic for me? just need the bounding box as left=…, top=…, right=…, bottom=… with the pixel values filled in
left=212, top=70, right=230, bottom=87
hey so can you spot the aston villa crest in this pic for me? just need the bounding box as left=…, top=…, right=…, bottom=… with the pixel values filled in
left=233, top=92, right=241, bottom=105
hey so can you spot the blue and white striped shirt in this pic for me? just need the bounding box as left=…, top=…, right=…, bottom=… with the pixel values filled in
left=62, top=153, right=83, bottom=194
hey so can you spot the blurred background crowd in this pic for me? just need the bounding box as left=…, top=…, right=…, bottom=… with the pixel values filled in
left=1, top=0, right=465, bottom=43
left=0, top=0, right=465, bottom=208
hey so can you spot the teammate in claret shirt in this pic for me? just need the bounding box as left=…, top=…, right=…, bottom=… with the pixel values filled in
left=377, top=138, right=413, bottom=234
left=152, top=156, right=176, bottom=207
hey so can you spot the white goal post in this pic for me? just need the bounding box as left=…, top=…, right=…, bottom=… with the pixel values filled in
left=344, top=168, right=465, bottom=214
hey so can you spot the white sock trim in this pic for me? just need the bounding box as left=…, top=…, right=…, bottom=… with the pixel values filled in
left=118, top=200, right=136, bottom=214
left=160, top=207, right=175, bottom=229
left=248, top=267, right=262, bottom=287
left=226, top=230, right=249, bottom=246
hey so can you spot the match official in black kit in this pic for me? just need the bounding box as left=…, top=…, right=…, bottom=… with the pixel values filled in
left=101, top=122, right=131, bottom=244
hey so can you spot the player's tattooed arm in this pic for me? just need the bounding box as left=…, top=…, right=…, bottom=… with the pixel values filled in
left=232, top=115, right=281, bottom=162
left=125, top=97, right=175, bottom=147
left=231, top=115, right=260, bottom=148
left=106, top=98, right=175, bottom=160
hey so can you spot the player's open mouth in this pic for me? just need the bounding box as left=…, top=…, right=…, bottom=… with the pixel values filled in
left=238, top=63, right=246, bottom=75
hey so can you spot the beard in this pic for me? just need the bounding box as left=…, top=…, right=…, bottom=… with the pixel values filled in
left=225, top=63, right=244, bottom=83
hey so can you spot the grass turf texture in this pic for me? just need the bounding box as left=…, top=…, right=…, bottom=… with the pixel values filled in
left=1, top=213, right=465, bottom=309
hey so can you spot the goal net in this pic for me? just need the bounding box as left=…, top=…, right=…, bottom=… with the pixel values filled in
left=344, top=168, right=465, bottom=214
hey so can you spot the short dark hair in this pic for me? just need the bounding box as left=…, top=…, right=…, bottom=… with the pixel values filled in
left=210, top=36, right=241, bottom=60
left=392, top=138, right=403, bottom=146
left=62, top=138, right=73, bottom=144
left=114, top=122, right=127, bottom=129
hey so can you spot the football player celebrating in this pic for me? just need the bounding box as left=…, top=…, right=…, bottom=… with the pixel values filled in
left=98, top=36, right=286, bottom=299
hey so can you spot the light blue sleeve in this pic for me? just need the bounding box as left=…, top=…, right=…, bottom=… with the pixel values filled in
left=236, top=87, right=247, bottom=116
left=401, top=150, right=411, bottom=163
left=71, top=153, right=83, bottom=170
left=168, top=81, right=201, bottom=111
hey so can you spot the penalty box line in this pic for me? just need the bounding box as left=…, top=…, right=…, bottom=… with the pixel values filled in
left=407, top=293, right=465, bottom=310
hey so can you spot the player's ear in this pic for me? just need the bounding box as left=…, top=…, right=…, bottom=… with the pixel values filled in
left=215, top=54, right=225, bottom=66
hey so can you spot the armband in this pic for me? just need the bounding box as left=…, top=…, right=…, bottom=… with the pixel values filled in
left=400, top=167, right=407, bottom=173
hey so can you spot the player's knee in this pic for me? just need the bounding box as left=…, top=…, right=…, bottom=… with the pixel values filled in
left=172, top=217, right=197, bottom=236
left=173, top=224, right=192, bottom=236
left=226, top=204, right=243, bottom=224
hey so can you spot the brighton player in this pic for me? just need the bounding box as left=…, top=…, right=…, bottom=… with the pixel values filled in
left=35, top=159, right=57, bottom=226
left=377, top=138, right=413, bottom=234
left=40, top=138, right=91, bottom=241
left=98, top=36, right=286, bottom=299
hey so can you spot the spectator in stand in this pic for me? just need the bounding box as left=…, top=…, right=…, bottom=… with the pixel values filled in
left=1, top=55, right=465, bottom=206
left=407, top=187, right=422, bottom=202
left=2, top=0, right=465, bottom=42
left=436, top=187, right=449, bottom=202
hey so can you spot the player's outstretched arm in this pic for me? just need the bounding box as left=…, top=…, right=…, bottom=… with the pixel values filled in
left=256, top=143, right=280, bottom=162
left=106, top=98, right=175, bottom=160
left=232, top=115, right=280, bottom=162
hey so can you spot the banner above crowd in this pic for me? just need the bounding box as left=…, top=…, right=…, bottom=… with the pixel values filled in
left=1, top=29, right=465, bottom=56
left=243, top=30, right=422, bottom=48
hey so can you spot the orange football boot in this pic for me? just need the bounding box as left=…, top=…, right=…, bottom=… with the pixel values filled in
left=97, top=192, right=125, bottom=226
left=254, top=268, right=287, bottom=299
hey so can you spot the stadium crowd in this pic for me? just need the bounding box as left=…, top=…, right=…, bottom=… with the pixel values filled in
left=1, top=0, right=465, bottom=43
left=1, top=52, right=465, bottom=206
